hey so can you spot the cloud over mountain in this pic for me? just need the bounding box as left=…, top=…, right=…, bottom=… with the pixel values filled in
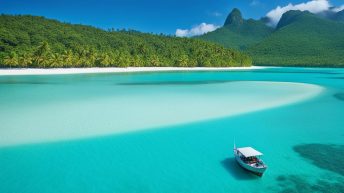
left=266, top=0, right=344, bottom=26
left=175, top=23, right=219, bottom=37
left=332, top=5, right=344, bottom=12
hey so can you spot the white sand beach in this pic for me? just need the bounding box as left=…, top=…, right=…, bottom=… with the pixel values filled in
left=0, top=66, right=267, bottom=76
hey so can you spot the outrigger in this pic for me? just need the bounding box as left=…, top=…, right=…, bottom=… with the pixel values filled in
left=233, top=144, right=267, bottom=177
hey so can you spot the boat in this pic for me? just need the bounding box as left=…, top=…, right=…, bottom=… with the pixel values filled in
left=233, top=144, right=267, bottom=177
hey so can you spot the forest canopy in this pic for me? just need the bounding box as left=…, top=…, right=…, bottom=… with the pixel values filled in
left=0, top=15, right=252, bottom=68
left=198, top=9, right=344, bottom=67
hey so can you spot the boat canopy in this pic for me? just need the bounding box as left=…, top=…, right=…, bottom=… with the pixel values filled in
left=237, top=147, right=263, bottom=157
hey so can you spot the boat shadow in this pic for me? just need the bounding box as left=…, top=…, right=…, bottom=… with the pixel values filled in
left=221, top=158, right=260, bottom=180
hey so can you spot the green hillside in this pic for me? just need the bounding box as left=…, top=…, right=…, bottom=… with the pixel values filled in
left=198, top=9, right=273, bottom=50
left=199, top=8, right=344, bottom=67
left=0, top=15, right=251, bottom=68
left=248, top=10, right=344, bottom=67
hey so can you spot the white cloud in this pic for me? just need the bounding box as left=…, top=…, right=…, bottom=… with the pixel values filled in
left=332, top=5, right=344, bottom=12
left=175, top=29, right=189, bottom=37
left=266, top=0, right=331, bottom=26
left=175, top=23, right=220, bottom=37
left=250, top=0, right=260, bottom=6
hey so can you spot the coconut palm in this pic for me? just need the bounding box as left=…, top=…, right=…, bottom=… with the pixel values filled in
left=177, top=54, right=189, bottom=67
left=117, top=52, right=130, bottom=67
left=99, top=53, right=111, bottom=67
left=87, top=50, right=97, bottom=67
left=149, top=55, right=160, bottom=67
left=33, top=41, right=51, bottom=68
left=62, top=50, right=74, bottom=67
left=3, top=52, right=18, bottom=68
left=19, top=53, right=33, bottom=67
left=77, top=49, right=88, bottom=67
left=131, top=55, right=144, bottom=67
left=74, top=55, right=84, bottom=67
left=34, top=41, right=50, bottom=56
left=49, top=53, right=62, bottom=68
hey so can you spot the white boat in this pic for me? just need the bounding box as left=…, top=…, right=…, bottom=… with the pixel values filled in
left=233, top=145, right=267, bottom=177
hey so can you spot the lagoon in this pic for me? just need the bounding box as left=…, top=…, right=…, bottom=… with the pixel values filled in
left=0, top=67, right=344, bottom=193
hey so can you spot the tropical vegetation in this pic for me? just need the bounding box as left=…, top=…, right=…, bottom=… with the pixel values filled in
left=199, top=9, right=344, bottom=67
left=248, top=10, right=344, bottom=67
left=0, top=15, right=252, bottom=68
left=199, top=8, right=273, bottom=50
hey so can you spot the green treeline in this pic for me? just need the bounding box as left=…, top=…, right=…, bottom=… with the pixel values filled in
left=0, top=15, right=252, bottom=68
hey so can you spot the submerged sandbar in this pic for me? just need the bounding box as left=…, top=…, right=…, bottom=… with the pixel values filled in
left=0, top=80, right=324, bottom=147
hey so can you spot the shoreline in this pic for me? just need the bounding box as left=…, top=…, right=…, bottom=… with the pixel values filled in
left=0, top=66, right=267, bottom=76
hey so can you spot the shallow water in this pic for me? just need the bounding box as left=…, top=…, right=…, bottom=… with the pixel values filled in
left=0, top=67, right=343, bottom=193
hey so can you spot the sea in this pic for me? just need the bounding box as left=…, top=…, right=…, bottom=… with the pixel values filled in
left=0, top=67, right=343, bottom=193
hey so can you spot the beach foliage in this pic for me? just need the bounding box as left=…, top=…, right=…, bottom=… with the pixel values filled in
left=0, top=15, right=252, bottom=68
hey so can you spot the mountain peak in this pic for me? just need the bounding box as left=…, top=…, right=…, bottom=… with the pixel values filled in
left=276, top=10, right=313, bottom=29
left=224, top=8, right=243, bottom=26
left=334, top=10, right=344, bottom=22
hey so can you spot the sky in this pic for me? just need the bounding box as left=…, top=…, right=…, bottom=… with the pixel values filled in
left=0, top=0, right=343, bottom=35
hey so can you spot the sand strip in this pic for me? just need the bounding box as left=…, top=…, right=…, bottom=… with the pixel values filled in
left=0, top=66, right=267, bottom=76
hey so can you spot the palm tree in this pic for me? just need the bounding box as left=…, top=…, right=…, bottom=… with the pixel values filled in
left=77, top=49, right=88, bottom=67
left=33, top=57, right=44, bottom=67
left=33, top=41, right=51, bottom=68
left=117, top=52, right=130, bottom=67
left=19, top=53, right=33, bottom=67
left=149, top=55, right=160, bottom=67
left=34, top=41, right=50, bottom=57
left=177, top=54, right=189, bottom=67
left=83, top=54, right=92, bottom=67
left=74, top=55, right=84, bottom=68
left=49, top=53, right=62, bottom=68
left=62, top=50, right=74, bottom=67
left=99, top=53, right=111, bottom=67
left=82, top=49, right=93, bottom=67
left=3, top=52, right=18, bottom=68
left=131, top=55, right=143, bottom=67
left=88, top=51, right=97, bottom=67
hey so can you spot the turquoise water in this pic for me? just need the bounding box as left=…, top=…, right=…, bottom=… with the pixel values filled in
left=0, top=67, right=344, bottom=193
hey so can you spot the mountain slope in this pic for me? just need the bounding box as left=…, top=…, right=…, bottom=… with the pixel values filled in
left=333, top=10, right=344, bottom=22
left=0, top=15, right=251, bottom=68
left=248, top=10, right=344, bottom=67
left=198, top=9, right=273, bottom=50
left=275, top=10, right=314, bottom=29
